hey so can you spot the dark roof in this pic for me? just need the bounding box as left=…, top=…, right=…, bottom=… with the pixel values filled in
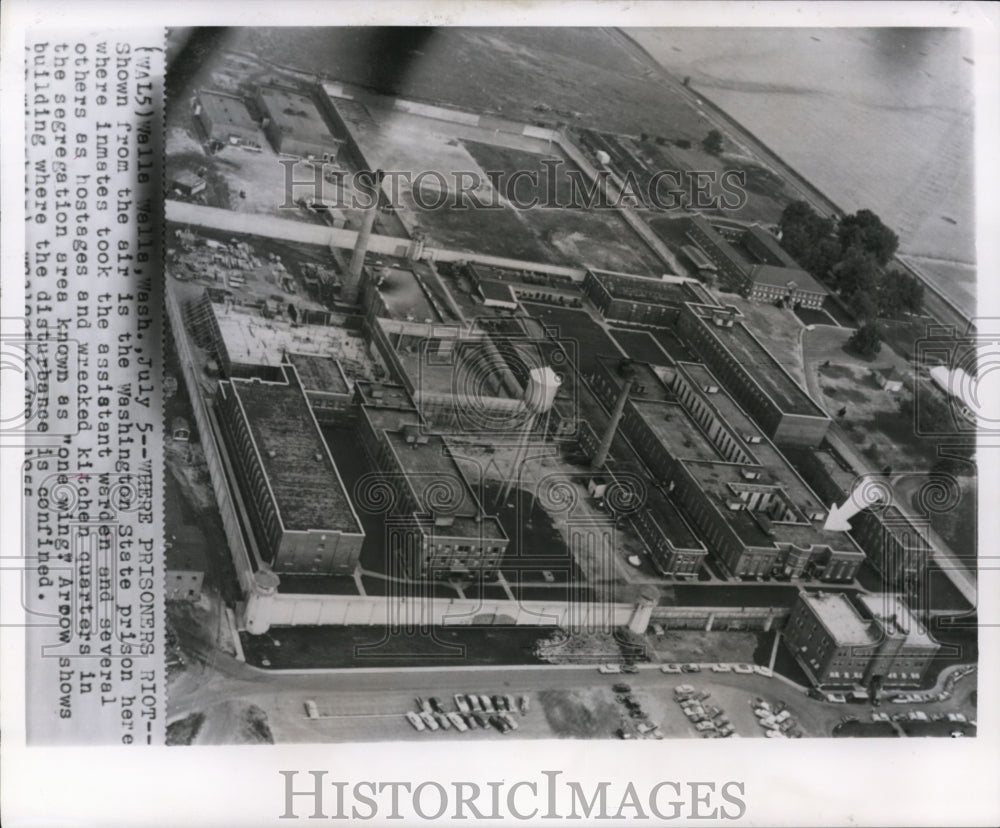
left=285, top=352, right=349, bottom=395
left=589, top=268, right=700, bottom=306
left=685, top=216, right=748, bottom=272
left=742, top=225, right=802, bottom=269
left=229, top=379, right=361, bottom=534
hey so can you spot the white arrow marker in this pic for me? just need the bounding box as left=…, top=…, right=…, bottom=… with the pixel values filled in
left=823, top=487, right=885, bottom=532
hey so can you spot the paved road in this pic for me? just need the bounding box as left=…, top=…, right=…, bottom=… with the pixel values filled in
left=166, top=200, right=586, bottom=280
left=169, top=620, right=977, bottom=744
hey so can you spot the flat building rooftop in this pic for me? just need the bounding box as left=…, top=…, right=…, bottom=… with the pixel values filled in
left=229, top=378, right=361, bottom=535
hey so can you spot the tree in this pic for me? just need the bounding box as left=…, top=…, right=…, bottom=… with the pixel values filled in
left=848, top=322, right=883, bottom=358
left=702, top=129, right=725, bottom=155
left=878, top=269, right=925, bottom=318
left=834, top=248, right=880, bottom=322
left=778, top=201, right=840, bottom=277
left=838, top=209, right=899, bottom=266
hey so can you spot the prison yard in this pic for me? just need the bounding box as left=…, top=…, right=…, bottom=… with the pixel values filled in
left=162, top=27, right=978, bottom=744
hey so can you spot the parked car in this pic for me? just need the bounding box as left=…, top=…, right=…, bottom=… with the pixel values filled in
left=448, top=712, right=468, bottom=732
left=733, top=664, right=754, bottom=675
left=612, top=683, right=632, bottom=694
left=416, top=697, right=431, bottom=714
left=406, top=711, right=426, bottom=732
left=420, top=711, right=439, bottom=731
left=479, top=695, right=495, bottom=713
left=661, top=664, right=682, bottom=674
left=752, top=665, right=774, bottom=677
left=519, top=695, right=530, bottom=714
left=463, top=713, right=479, bottom=729
left=505, top=694, right=518, bottom=714
left=474, top=713, right=490, bottom=729
left=501, top=712, right=519, bottom=731
left=454, top=694, right=471, bottom=714
left=623, top=664, right=639, bottom=675
left=435, top=712, right=452, bottom=730
left=429, top=697, right=444, bottom=713
left=694, top=720, right=715, bottom=732
left=682, top=663, right=702, bottom=673
left=826, top=693, right=848, bottom=704
left=711, top=663, right=732, bottom=673
left=492, top=695, right=506, bottom=712
left=598, top=664, right=623, bottom=674
left=489, top=715, right=513, bottom=735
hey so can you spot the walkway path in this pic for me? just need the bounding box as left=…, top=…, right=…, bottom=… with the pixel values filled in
left=166, top=200, right=586, bottom=280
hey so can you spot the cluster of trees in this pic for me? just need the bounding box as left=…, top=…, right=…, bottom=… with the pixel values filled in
left=779, top=201, right=923, bottom=355
left=702, top=129, right=725, bottom=155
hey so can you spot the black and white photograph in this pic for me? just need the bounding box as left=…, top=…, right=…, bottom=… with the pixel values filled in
left=3, top=2, right=1000, bottom=826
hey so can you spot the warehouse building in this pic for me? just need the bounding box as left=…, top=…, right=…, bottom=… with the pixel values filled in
left=256, top=85, right=343, bottom=161
left=193, top=89, right=263, bottom=150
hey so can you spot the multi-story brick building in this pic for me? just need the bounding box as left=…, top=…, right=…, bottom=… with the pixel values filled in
left=784, top=591, right=940, bottom=688
left=585, top=357, right=864, bottom=582
left=786, top=445, right=931, bottom=587
left=215, top=371, right=365, bottom=576
left=677, top=304, right=831, bottom=446
left=684, top=218, right=827, bottom=309
left=582, top=267, right=714, bottom=325
left=355, top=388, right=508, bottom=579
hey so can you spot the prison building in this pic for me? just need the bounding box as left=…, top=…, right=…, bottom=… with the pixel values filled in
left=582, top=267, right=706, bottom=325
left=215, top=372, right=365, bottom=576
left=677, top=304, right=831, bottom=447
left=282, top=351, right=353, bottom=423
left=742, top=264, right=827, bottom=309
left=256, top=85, right=343, bottom=161
left=784, top=591, right=940, bottom=689
left=787, top=445, right=931, bottom=587
left=356, top=398, right=508, bottom=579
left=193, top=89, right=263, bottom=150
left=684, top=218, right=827, bottom=309
left=585, top=357, right=863, bottom=582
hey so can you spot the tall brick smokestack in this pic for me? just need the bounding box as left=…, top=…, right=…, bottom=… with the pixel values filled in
left=346, top=168, right=384, bottom=303
left=592, top=360, right=636, bottom=469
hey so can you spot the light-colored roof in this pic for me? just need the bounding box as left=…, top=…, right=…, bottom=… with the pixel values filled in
left=801, top=591, right=876, bottom=645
